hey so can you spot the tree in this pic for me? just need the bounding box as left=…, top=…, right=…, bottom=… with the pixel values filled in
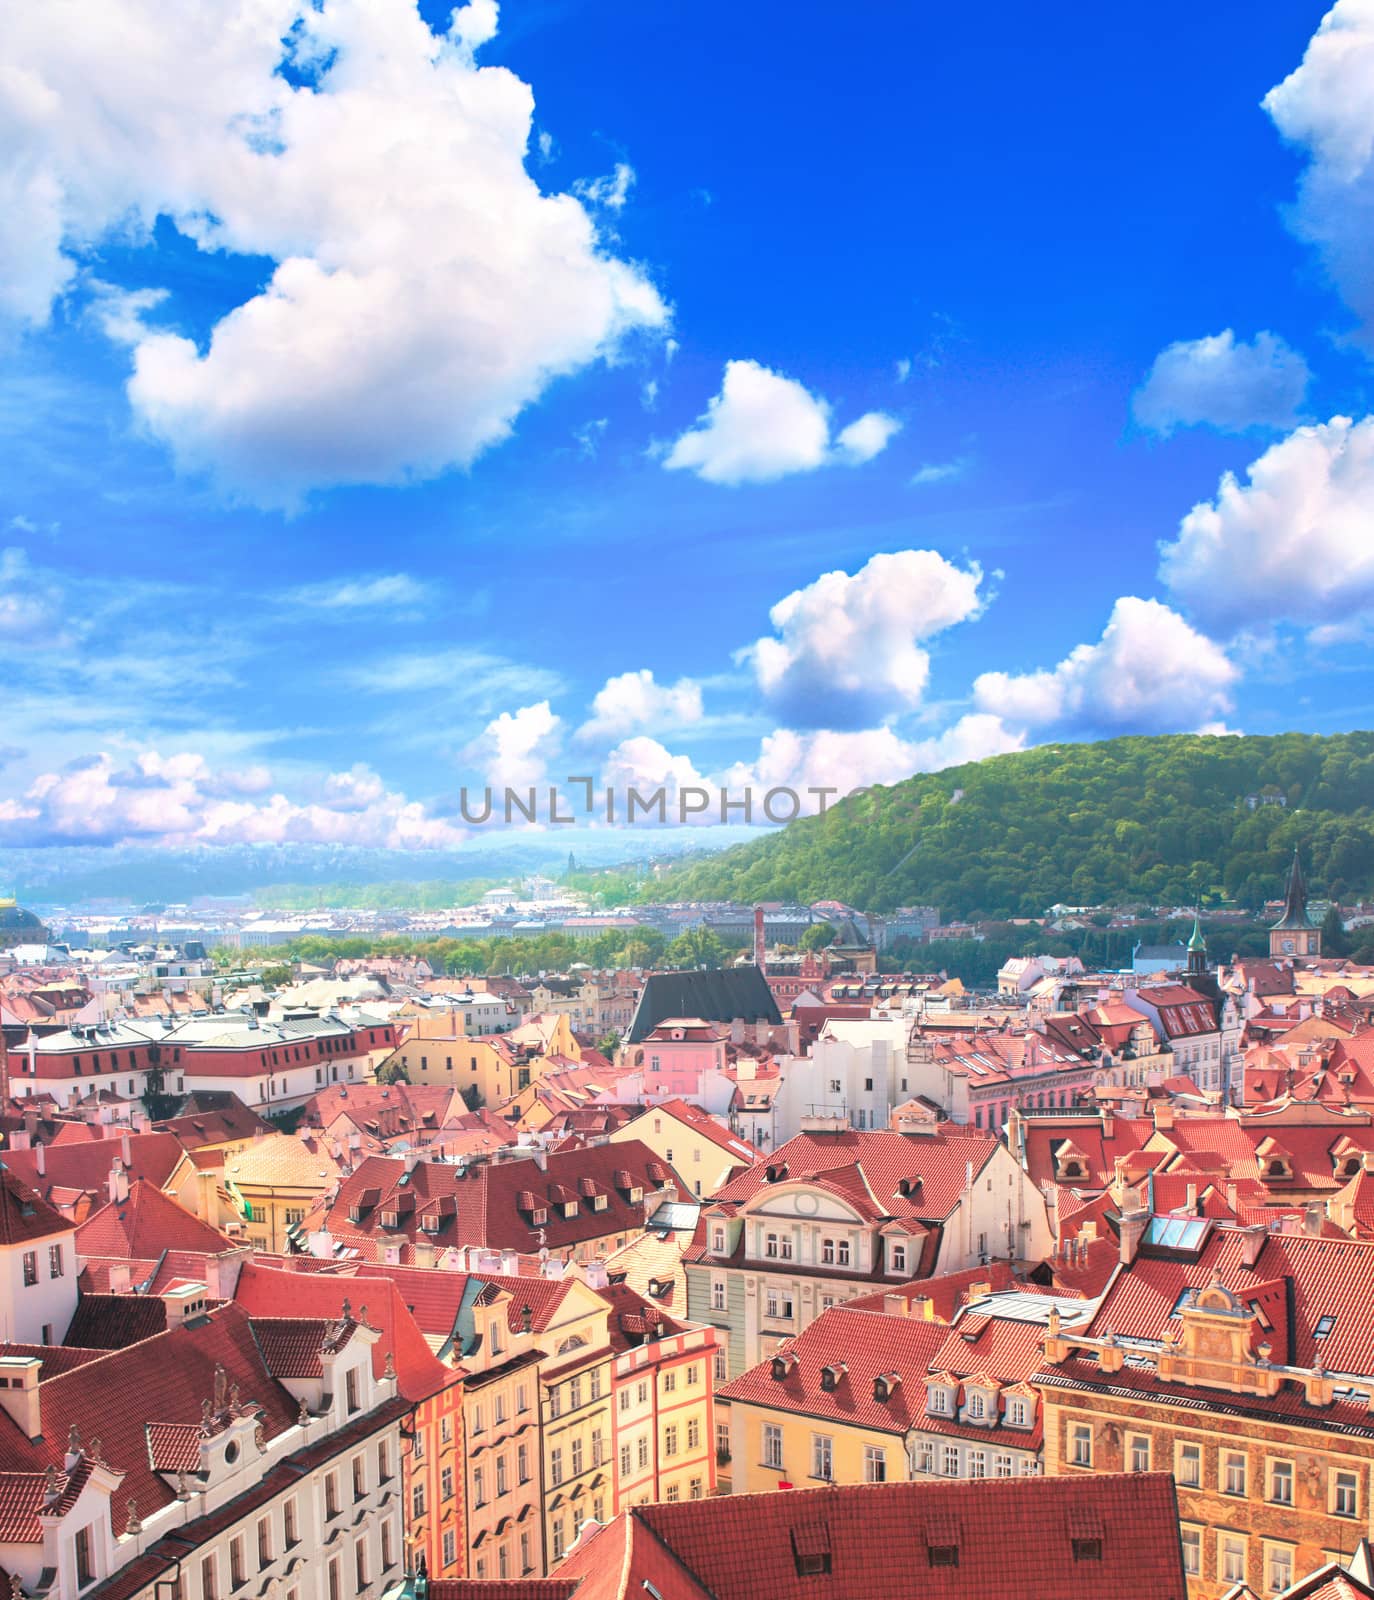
left=665, top=926, right=727, bottom=969
left=597, top=1030, right=622, bottom=1059
left=375, top=1059, right=410, bottom=1085
left=260, top=963, right=293, bottom=987
left=800, top=923, right=836, bottom=953
left=1321, top=904, right=1352, bottom=958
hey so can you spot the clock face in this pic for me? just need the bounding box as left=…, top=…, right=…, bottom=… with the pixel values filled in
left=1283, top=939, right=1294, bottom=954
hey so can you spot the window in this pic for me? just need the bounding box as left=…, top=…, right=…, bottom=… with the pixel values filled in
left=928, top=1386, right=950, bottom=1416
left=711, top=1226, right=726, bottom=1254
left=552, top=1519, right=566, bottom=1562
left=22, top=1251, right=37, bottom=1287
left=637, top=1435, right=650, bottom=1469
left=690, top=1476, right=703, bottom=1499
left=861, top=1444, right=887, bottom=1483
left=928, top=1546, right=959, bottom=1569
left=75, top=1526, right=96, bottom=1590
left=440, top=1465, right=454, bottom=1502
left=765, top=1288, right=794, bottom=1319
left=590, top=1368, right=602, bottom=1401
left=1182, top=1529, right=1201, bottom=1578
left=569, top=1375, right=582, bottom=1410
left=1006, top=1397, right=1029, bottom=1427
left=711, top=1279, right=726, bottom=1311
left=325, top=1472, right=340, bottom=1518
left=664, top=1425, right=678, bottom=1458
left=714, top=1347, right=727, bottom=1382
left=994, top=1453, right=1014, bottom=1478
left=353, top=1538, right=367, bottom=1595
left=1072, top=1539, right=1102, bottom=1563
left=230, top=1538, right=245, bottom=1590
left=1269, top=1459, right=1294, bottom=1506
left=519, top=1531, right=531, bottom=1573
left=1129, top=1435, right=1151, bottom=1473
left=49, top=1244, right=64, bottom=1278
left=550, top=1447, right=563, bottom=1487
left=763, top=1423, right=783, bottom=1468
left=201, top=1556, right=217, bottom=1600
left=352, top=1455, right=366, bottom=1501
left=687, top=1418, right=700, bottom=1450
left=257, top=1518, right=272, bottom=1570
left=1334, top=1471, right=1359, bottom=1518
left=1071, top=1425, right=1092, bottom=1467
left=1221, top=1536, right=1247, bottom=1585
left=441, top=1531, right=456, bottom=1569
left=943, top=1443, right=960, bottom=1476
left=969, top=1449, right=986, bottom=1479
left=664, top=1369, right=677, bottom=1394
left=666, top=1482, right=681, bottom=1503
left=1224, top=1452, right=1247, bottom=1497
left=811, top=1434, right=833, bottom=1480
left=548, top=1390, right=560, bottom=1420
left=345, top=1368, right=360, bottom=1414
left=327, top=1560, right=340, bottom=1600
left=620, top=1443, right=632, bottom=1478
left=1267, top=1545, right=1294, bottom=1593
left=411, top=1483, right=425, bottom=1520
left=517, top=1383, right=529, bottom=1414
left=821, top=1237, right=835, bottom=1265
left=284, top=1499, right=299, bottom=1546
left=377, top=1440, right=391, bottom=1482
left=517, top=1442, right=529, bottom=1483
left=498, top=1546, right=509, bottom=1580
left=967, top=1391, right=985, bottom=1420
left=571, top=1438, right=583, bottom=1476
left=836, top=1240, right=850, bottom=1267
left=890, top=1241, right=907, bottom=1273
left=1177, top=1442, right=1201, bottom=1488
left=765, top=1232, right=779, bottom=1258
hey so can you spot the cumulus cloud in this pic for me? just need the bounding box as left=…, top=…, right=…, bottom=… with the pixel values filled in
left=576, top=669, right=703, bottom=742
left=1132, top=330, right=1310, bottom=435
left=1263, top=0, right=1374, bottom=345
left=2, top=0, right=667, bottom=506
left=662, top=360, right=899, bottom=485
left=743, top=549, right=985, bottom=729
left=0, top=749, right=466, bottom=848
left=1158, top=415, right=1374, bottom=634
left=973, top=596, right=1237, bottom=736
left=462, top=700, right=561, bottom=789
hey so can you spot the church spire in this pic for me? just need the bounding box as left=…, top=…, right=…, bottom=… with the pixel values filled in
left=1186, top=915, right=1207, bottom=977
left=1269, top=846, right=1321, bottom=958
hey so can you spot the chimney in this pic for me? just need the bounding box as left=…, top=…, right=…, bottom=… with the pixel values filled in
left=1152, top=1102, right=1174, bottom=1131
left=0, top=1356, right=43, bottom=1439
left=1101, top=1111, right=1114, bottom=1139
left=500, top=1249, right=519, bottom=1275
left=754, top=906, right=767, bottom=975
left=108, top=1263, right=132, bottom=1294
left=583, top=1259, right=609, bottom=1290
left=1185, top=1183, right=1197, bottom=1213
left=882, top=1292, right=910, bottom=1317
left=35, top=1142, right=45, bottom=1178
left=1303, top=1200, right=1326, bottom=1237
left=121, top=1130, right=132, bottom=1165
left=1118, top=1206, right=1150, bottom=1266
left=108, top=1162, right=130, bottom=1205
left=1240, top=1223, right=1268, bottom=1269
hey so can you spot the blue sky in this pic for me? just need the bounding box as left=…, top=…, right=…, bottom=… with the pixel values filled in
left=1, top=0, right=1372, bottom=856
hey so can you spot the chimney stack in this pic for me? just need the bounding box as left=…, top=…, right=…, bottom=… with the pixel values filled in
left=754, top=906, right=767, bottom=975
left=1240, top=1223, right=1268, bottom=1269
left=1118, top=1205, right=1150, bottom=1266
left=0, top=1356, right=43, bottom=1439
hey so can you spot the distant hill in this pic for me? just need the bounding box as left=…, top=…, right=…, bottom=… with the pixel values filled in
left=655, top=732, right=1374, bottom=919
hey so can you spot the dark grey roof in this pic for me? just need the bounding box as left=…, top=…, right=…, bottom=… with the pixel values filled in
left=627, top=965, right=782, bottom=1044
left=1271, top=846, right=1316, bottom=932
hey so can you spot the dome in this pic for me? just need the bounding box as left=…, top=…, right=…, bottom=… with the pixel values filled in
left=0, top=900, right=51, bottom=946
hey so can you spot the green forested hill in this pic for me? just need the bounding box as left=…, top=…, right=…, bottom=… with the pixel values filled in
left=656, top=732, right=1374, bottom=919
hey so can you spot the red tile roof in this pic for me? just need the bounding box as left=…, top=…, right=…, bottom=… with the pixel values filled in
left=65, top=1294, right=169, bottom=1350
left=75, top=1178, right=237, bottom=1258
left=0, top=1163, right=74, bottom=1245
left=555, top=1473, right=1187, bottom=1600
left=3, top=1132, right=187, bottom=1206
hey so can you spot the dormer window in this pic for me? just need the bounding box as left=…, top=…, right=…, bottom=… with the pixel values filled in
left=819, top=1363, right=847, bottom=1392
left=927, top=1384, right=952, bottom=1416
left=711, top=1225, right=727, bottom=1254
left=928, top=1545, right=959, bottom=1569
left=967, top=1391, right=985, bottom=1420
left=889, top=1241, right=907, bottom=1274
left=1005, top=1396, right=1032, bottom=1428
left=873, top=1372, right=901, bottom=1403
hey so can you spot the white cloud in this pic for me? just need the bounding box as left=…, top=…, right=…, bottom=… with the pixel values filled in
left=1263, top=0, right=1374, bottom=345
left=910, top=457, right=968, bottom=487
left=573, top=161, right=635, bottom=211
left=834, top=411, right=901, bottom=464
left=724, top=715, right=1020, bottom=803
left=462, top=700, right=560, bottom=789
left=0, top=547, right=64, bottom=641
left=290, top=573, right=427, bottom=610
left=1132, top=330, right=1310, bottom=435
left=0, top=749, right=467, bottom=848
left=973, top=596, right=1237, bottom=736
left=662, top=359, right=899, bottom=485
left=1158, top=414, right=1374, bottom=634
left=577, top=669, right=703, bottom=742
left=2, top=0, right=667, bottom=506
left=743, top=549, right=985, bottom=728
left=601, top=736, right=717, bottom=823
